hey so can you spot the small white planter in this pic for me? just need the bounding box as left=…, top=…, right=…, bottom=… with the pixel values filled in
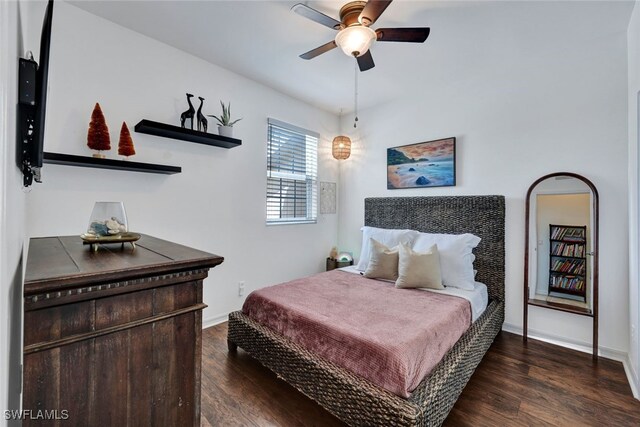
left=218, top=125, right=233, bottom=138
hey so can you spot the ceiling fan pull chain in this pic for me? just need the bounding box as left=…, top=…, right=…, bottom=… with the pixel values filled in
left=354, top=61, right=359, bottom=128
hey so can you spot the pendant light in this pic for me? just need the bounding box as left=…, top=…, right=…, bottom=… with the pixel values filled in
left=332, top=135, right=352, bottom=160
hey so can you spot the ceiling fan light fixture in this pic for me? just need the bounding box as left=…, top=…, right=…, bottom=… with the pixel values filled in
left=335, top=25, right=376, bottom=57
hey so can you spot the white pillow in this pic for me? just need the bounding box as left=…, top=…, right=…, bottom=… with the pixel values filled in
left=364, top=238, right=399, bottom=281
left=395, top=243, right=443, bottom=290
left=412, top=232, right=480, bottom=291
left=356, top=226, right=419, bottom=271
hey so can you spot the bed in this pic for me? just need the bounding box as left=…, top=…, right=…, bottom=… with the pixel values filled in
left=227, top=195, right=505, bottom=426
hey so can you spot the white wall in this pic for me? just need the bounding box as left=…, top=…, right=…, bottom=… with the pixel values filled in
left=1, top=0, right=27, bottom=422
left=627, top=0, right=640, bottom=397
left=24, top=1, right=340, bottom=326
left=338, top=27, right=629, bottom=354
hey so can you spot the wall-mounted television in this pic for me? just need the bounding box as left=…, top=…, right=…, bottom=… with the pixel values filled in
left=17, top=0, right=54, bottom=187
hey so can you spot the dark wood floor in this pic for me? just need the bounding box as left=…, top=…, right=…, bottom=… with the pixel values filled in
left=201, top=323, right=640, bottom=426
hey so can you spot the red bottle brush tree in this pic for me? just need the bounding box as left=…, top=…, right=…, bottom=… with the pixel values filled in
left=118, top=122, right=136, bottom=157
left=87, top=103, right=111, bottom=155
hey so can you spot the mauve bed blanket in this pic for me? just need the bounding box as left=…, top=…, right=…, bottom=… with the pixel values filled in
left=242, top=269, right=472, bottom=398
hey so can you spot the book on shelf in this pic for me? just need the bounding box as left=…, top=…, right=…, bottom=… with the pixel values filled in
left=549, top=274, right=585, bottom=291
left=550, top=225, right=586, bottom=242
left=551, top=241, right=585, bottom=257
left=550, top=258, right=585, bottom=275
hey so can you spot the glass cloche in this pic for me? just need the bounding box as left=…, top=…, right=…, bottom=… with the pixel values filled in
left=84, top=202, right=128, bottom=237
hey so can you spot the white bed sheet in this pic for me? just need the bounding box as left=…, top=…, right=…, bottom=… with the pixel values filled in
left=338, top=265, right=488, bottom=322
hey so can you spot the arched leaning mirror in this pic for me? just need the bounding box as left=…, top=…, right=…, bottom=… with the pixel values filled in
left=523, top=172, right=599, bottom=359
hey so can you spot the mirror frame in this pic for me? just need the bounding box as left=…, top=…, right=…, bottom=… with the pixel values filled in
left=523, top=172, right=599, bottom=359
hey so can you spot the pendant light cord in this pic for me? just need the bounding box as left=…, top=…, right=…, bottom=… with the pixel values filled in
left=354, top=60, right=359, bottom=128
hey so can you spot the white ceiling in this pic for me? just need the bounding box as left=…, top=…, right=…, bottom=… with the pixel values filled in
left=70, top=0, right=634, bottom=114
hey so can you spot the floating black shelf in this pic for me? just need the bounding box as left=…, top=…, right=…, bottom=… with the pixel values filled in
left=134, top=119, right=242, bottom=149
left=43, top=152, right=181, bottom=175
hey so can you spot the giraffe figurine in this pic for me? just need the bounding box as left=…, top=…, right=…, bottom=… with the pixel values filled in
left=197, top=97, right=208, bottom=133
left=180, top=93, right=195, bottom=129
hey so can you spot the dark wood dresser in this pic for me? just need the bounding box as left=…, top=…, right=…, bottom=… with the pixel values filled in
left=22, top=234, right=223, bottom=426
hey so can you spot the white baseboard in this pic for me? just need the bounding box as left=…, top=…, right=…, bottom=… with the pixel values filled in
left=625, top=353, right=640, bottom=399
left=203, top=312, right=229, bottom=329
left=502, top=322, right=638, bottom=399
left=502, top=322, right=625, bottom=361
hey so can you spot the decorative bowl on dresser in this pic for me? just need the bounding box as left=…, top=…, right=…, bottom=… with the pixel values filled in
left=22, top=234, right=223, bottom=426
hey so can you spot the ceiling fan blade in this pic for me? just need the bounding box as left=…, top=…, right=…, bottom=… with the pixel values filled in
left=291, top=3, right=341, bottom=30
left=300, top=40, right=338, bottom=60
left=357, top=50, right=375, bottom=72
left=359, top=0, right=393, bottom=26
left=376, top=27, right=431, bottom=43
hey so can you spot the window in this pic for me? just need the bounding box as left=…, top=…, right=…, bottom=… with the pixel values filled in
left=267, top=118, right=318, bottom=224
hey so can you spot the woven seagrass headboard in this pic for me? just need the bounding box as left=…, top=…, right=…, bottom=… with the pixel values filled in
left=364, top=196, right=505, bottom=302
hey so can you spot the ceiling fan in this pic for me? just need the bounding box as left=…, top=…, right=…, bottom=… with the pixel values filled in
left=292, top=0, right=430, bottom=72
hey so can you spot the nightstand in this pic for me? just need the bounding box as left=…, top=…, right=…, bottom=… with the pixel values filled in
left=326, top=257, right=354, bottom=271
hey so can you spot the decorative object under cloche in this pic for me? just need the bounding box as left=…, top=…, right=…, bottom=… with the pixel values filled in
left=87, top=103, right=111, bottom=158
left=85, top=201, right=128, bottom=237
left=81, top=201, right=140, bottom=251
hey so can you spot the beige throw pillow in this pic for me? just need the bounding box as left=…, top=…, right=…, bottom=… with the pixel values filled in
left=364, top=238, right=399, bottom=281
left=395, top=243, right=444, bottom=289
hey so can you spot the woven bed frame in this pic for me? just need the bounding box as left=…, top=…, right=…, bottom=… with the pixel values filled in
left=227, top=195, right=505, bottom=426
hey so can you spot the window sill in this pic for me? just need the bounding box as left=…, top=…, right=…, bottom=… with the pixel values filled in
left=266, top=220, right=317, bottom=226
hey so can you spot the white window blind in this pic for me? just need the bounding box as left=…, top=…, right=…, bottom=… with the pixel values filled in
left=267, top=118, right=318, bottom=224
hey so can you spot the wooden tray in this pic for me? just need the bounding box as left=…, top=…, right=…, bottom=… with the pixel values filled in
left=80, top=232, right=141, bottom=251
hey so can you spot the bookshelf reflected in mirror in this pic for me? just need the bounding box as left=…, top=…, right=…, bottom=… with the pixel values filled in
left=548, top=224, right=587, bottom=302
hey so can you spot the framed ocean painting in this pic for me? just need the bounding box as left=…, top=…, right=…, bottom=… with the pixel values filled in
left=387, top=137, right=456, bottom=189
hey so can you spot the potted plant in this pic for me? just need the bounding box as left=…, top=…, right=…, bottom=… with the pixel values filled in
left=208, top=101, right=242, bottom=138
